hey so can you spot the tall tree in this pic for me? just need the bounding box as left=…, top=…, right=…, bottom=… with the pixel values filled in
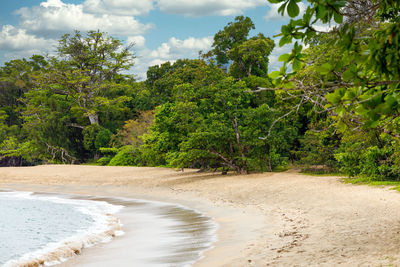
left=39, top=30, right=135, bottom=125
left=21, top=31, right=137, bottom=162
left=207, top=16, right=274, bottom=79
left=208, top=16, right=255, bottom=66
left=227, top=33, right=275, bottom=78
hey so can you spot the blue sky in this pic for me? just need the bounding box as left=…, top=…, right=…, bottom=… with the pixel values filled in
left=0, top=0, right=302, bottom=79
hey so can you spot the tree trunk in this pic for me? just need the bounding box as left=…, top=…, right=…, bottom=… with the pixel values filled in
left=88, top=113, right=99, bottom=125
left=267, top=153, right=272, bottom=172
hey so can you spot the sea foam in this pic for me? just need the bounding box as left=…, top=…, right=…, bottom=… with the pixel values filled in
left=0, top=191, right=124, bottom=267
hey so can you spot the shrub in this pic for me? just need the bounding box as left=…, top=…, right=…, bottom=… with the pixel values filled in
left=108, top=146, right=136, bottom=166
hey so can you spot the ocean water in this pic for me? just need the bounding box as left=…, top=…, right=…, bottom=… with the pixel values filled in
left=0, top=191, right=123, bottom=267
left=0, top=191, right=218, bottom=267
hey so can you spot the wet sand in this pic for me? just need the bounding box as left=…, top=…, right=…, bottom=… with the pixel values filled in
left=2, top=165, right=400, bottom=266
left=51, top=194, right=217, bottom=267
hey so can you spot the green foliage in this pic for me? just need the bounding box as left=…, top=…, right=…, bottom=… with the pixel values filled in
left=295, top=117, right=341, bottom=170
left=227, top=33, right=275, bottom=78
left=113, top=110, right=154, bottom=147
left=108, top=146, right=136, bottom=166
left=209, top=16, right=255, bottom=66
left=83, top=124, right=102, bottom=151
left=97, top=155, right=113, bottom=166
left=95, top=128, right=112, bottom=149
left=264, top=0, right=400, bottom=181
left=334, top=130, right=400, bottom=180
left=140, top=74, right=301, bottom=173
left=145, top=59, right=225, bottom=105
left=206, top=17, right=275, bottom=79
left=269, top=0, right=400, bottom=131
left=36, top=30, right=135, bottom=126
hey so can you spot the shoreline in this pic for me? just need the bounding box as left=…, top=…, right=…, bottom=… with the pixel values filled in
left=0, top=191, right=124, bottom=267
left=2, top=165, right=400, bottom=266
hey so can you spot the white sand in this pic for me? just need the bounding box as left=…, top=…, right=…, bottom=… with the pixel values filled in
left=1, top=165, right=400, bottom=266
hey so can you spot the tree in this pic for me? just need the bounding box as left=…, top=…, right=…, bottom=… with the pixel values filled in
left=20, top=31, right=138, bottom=163
left=38, top=30, right=135, bottom=125
left=114, top=110, right=154, bottom=147
left=141, top=76, right=299, bottom=173
left=0, top=56, right=48, bottom=166
left=207, top=17, right=275, bottom=79
left=0, top=56, right=46, bottom=127
left=145, top=59, right=225, bottom=105
left=209, top=16, right=255, bottom=66
left=227, top=33, right=275, bottom=78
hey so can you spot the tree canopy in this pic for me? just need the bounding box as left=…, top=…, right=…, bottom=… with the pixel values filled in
left=1, top=5, right=400, bottom=182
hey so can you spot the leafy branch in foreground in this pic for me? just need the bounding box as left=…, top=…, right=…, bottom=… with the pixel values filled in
left=267, top=0, right=400, bottom=136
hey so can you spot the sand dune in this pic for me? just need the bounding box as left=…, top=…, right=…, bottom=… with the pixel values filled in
left=1, top=165, right=400, bottom=266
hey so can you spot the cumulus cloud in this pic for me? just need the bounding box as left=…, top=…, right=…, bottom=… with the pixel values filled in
left=1, top=0, right=278, bottom=80
left=83, top=0, right=154, bottom=16
left=157, top=0, right=266, bottom=16
left=127, top=35, right=146, bottom=48
left=133, top=36, right=213, bottom=80
left=15, top=0, right=153, bottom=39
left=264, top=2, right=306, bottom=21
left=0, top=25, right=54, bottom=51
left=149, top=36, right=213, bottom=59
left=0, top=25, right=59, bottom=63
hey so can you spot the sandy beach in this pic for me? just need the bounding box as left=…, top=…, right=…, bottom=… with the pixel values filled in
left=1, top=165, right=400, bottom=266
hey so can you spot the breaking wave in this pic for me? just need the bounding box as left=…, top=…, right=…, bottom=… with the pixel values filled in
left=0, top=191, right=124, bottom=267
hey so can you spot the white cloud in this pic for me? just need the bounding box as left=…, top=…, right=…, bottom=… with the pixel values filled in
left=0, top=25, right=58, bottom=63
left=313, top=22, right=336, bottom=33
left=15, top=0, right=153, bottom=38
left=83, top=0, right=154, bottom=16
left=133, top=36, right=213, bottom=80
left=0, top=25, right=54, bottom=51
left=144, top=36, right=213, bottom=62
left=127, top=35, right=146, bottom=48
left=1, top=0, right=279, bottom=80
left=40, top=0, right=65, bottom=8
left=157, top=0, right=266, bottom=16
left=264, top=2, right=306, bottom=21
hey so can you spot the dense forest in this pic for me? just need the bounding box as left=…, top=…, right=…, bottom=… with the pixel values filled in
left=0, top=0, right=399, bottom=181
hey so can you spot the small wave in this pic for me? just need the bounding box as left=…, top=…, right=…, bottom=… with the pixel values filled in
left=2, top=192, right=124, bottom=267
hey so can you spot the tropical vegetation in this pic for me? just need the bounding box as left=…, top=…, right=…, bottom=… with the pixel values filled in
left=1, top=1, right=399, bottom=182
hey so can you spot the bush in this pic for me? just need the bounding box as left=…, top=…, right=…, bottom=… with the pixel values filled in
left=108, top=146, right=136, bottom=166
left=97, top=155, right=113, bottom=165
left=335, top=134, right=400, bottom=181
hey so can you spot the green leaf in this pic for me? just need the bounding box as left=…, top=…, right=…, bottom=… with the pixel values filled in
left=278, top=53, right=290, bottom=62
left=279, top=35, right=291, bottom=47
left=333, top=12, right=343, bottom=24
left=369, top=120, right=380, bottom=128
left=269, top=71, right=281, bottom=79
left=381, top=95, right=398, bottom=115
left=315, top=5, right=327, bottom=19
left=326, top=92, right=341, bottom=104
left=283, top=81, right=295, bottom=89
left=287, top=0, right=300, bottom=18
left=342, top=69, right=354, bottom=82
left=318, top=63, right=332, bottom=75
left=278, top=2, right=288, bottom=16
left=292, top=58, right=301, bottom=71
left=355, top=105, right=368, bottom=116
left=343, top=89, right=356, bottom=101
